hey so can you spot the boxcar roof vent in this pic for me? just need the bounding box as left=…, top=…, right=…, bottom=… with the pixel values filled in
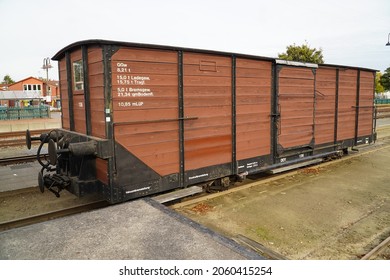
left=276, top=59, right=318, bottom=68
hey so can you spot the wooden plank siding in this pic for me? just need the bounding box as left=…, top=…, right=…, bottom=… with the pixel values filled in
left=111, top=48, right=180, bottom=176
left=337, top=69, right=358, bottom=141
left=96, top=158, right=108, bottom=185
left=236, top=59, right=272, bottom=160
left=88, top=47, right=106, bottom=138
left=315, top=67, right=337, bottom=145
left=357, top=71, right=375, bottom=137
left=183, top=52, right=232, bottom=171
left=58, top=57, right=70, bottom=129
left=277, top=67, right=315, bottom=149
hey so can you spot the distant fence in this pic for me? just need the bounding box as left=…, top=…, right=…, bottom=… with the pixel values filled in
left=375, top=99, right=390, bottom=105
left=0, top=106, right=49, bottom=120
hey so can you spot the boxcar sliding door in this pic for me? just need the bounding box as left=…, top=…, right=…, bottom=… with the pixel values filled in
left=275, top=62, right=317, bottom=159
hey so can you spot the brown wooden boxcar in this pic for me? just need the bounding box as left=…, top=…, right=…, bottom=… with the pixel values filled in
left=28, top=40, right=376, bottom=203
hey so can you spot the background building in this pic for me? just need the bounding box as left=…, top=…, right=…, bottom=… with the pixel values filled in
left=4, top=77, right=59, bottom=108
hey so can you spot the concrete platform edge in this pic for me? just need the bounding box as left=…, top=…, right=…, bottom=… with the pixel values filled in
left=144, top=198, right=265, bottom=260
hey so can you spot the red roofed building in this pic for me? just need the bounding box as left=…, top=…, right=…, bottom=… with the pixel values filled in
left=5, top=77, right=59, bottom=107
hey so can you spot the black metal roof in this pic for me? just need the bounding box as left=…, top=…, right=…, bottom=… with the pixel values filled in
left=52, top=39, right=275, bottom=62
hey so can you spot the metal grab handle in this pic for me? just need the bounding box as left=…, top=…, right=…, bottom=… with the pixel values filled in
left=351, top=106, right=376, bottom=109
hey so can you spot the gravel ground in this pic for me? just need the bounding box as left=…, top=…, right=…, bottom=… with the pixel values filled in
left=175, top=132, right=390, bottom=259
left=0, top=143, right=47, bottom=158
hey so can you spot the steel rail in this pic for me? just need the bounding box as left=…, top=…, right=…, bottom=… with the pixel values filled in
left=0, top=129, right=48, bottom=138
left=0, top=129, right=48, bottom=147
left=0, top=154, right=48, bottom=166
left=0, top=200, right=109, bottom=232
left=361, top=235, right=390, bottom=260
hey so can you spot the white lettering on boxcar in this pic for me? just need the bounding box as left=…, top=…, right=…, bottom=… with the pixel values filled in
left=116, top=75, right=150, bottom=85
left=126, top=186, right=151, bottom=194
left=116, top=62, right=131, bottom=73
left=114, top=62, right=154, bottom=108
left=130, top=75, right=150, bottom=85
left=189, top=173, right=209, bottom=180
left=118, top=101, right=131, bottom=107
left=116, top=87, right=154, bottom=98
left=246, top=161, right=258, bottom=168
left=117, top=101, right=144, bottom=107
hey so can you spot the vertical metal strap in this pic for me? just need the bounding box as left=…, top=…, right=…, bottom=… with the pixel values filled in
left=312, top=68, right=317, bottom=146
left=231, top=56, right=237, bottom=173
left=103, top=45, right=113, bottom=141
left=58, top=58, right=64, bottom=128
left=354, top=70, right=361, bottom=144
left=178, top=51, right=185, bottom=187
left=65, top=51, right=75, bottom=131
left=82, top=45, right=92, bottom=135
left=103, top=45, right=115, bottom=202
left=334, top=69, right=339, bottom=144
left=270, top=62, right=275, bottom=161
left=272, top=64, right=281, bottom=160
left=372, top=72, right=377, bottom=138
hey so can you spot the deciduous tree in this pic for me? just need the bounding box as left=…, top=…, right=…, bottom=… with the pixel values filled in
left=380, top=67, right=390, bottom=91
left=2, top=75, right=15, bottom=85
left=375, top=72, right=385, bottom=93
left=278, top=42, right=324, bottom=64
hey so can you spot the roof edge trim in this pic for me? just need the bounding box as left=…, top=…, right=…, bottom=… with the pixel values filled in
left=276, top=59, right=318, bottom=68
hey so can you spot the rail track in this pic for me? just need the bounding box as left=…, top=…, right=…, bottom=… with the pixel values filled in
left=376, top=105, right=390, bottom=119
left=0, top=129, right=48, bottom=147
left=361, top=235, right=390, bottom=260
left=0, top=154, right=48, bottom=166
left=0, top=200, right=109, bottom=232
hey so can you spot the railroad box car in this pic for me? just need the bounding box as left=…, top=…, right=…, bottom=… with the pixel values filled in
left=27, top=40, right=376, bottom=203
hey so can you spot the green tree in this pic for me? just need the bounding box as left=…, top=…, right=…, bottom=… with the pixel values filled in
left=380, top=67, right=390, bottom=91
left=278, top=42, right=324, bottom=64
left=2, top=75, right=15, bottom=85
left=375, top=72, right=385, bottom=93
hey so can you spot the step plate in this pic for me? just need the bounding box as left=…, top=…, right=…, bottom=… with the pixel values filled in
left=268, top=158, right=323, bottom=174
left=152, top=186, right=203, bottom=204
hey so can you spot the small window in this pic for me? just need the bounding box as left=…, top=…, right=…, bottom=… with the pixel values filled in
left=33, top=85, right=37, bottom=90
left=73, top=60, right=84, bottom=91
left=23, top=85, right=27, bottom=91
left=28, top=85, right=32, bottom=90
left=37, top=85, right=41, bottom=91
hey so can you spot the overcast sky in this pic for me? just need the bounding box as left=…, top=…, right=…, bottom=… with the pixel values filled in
left=1, top=0, right=389, bottom=82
